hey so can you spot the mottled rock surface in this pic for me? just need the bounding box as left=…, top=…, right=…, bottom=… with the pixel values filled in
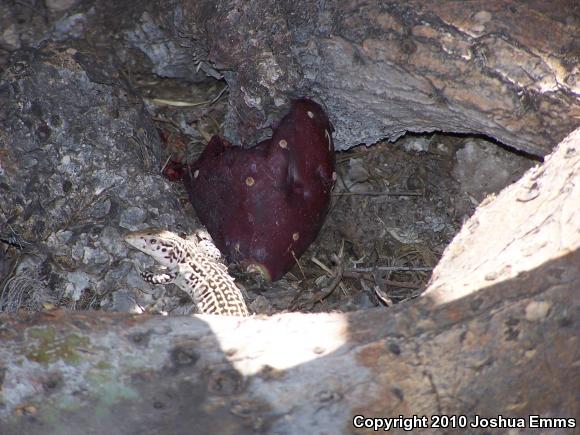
left=453, top=139, right=534, bottom=203
left=0, top=43, right=198, bottom=312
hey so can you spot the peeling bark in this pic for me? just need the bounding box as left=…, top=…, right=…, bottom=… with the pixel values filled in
left=181, top=0, right=580, bottom=154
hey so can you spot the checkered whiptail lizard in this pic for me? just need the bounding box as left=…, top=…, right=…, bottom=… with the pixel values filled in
left=124, top=228, right=250, bottom=316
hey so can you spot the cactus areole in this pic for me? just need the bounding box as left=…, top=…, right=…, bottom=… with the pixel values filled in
left=184, top=99, right=336, bottom=281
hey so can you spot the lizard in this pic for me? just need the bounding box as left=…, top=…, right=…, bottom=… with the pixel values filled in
left=124, top=227, right=250, bottom=316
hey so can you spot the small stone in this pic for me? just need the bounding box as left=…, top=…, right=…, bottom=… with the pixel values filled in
left=2, top=24, right=20, bottom=50
left=112, top=288, right=140, bottom=312
left=484, top=271, right=498, bottom=281
left=45, top=0, right=77, bottom=12
left=473, top=10, right=492, bottom=24
left=83, top=246, right=110, bottom=265
left=402, top=136, right=431, bottom=153
left=525, top=301, right=551, bottom=321
left=65, top=270, right=91, bottom=301
left=119, top=206, right=146, bottom=229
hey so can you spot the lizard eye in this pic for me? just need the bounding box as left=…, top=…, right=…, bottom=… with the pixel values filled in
left=149, top=239, right=156, bottom=244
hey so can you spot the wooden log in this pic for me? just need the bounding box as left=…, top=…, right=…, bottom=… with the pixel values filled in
left=1, top=128, right=578, bottom=435
left=180, top=0, right=580, bottom=155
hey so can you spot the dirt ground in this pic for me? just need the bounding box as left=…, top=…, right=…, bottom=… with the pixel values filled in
left=134, top=73, right=536, bottom=316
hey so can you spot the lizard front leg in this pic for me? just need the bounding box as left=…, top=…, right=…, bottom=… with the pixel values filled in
left=186, top=228, right=224, bottom=264
left=141, top=270, right=177, bottom=285
left=173, top=272, right=202, bottom=301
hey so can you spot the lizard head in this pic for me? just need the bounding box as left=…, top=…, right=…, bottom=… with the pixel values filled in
left=124, top=229, right=188, bottom=268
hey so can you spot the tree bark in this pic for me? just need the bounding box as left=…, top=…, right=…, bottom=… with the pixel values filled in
left=3, top=1, right=576, bottom=154
left=1, top=128, right=578, bottom=435
left=181, top=0, right=580, bottom=155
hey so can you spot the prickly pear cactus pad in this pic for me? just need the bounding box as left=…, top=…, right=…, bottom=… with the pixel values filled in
left=184, top=99, right=336, bottom=281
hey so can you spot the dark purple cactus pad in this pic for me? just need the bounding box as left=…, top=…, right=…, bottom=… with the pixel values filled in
left=184, top=99, right=336, bottom=281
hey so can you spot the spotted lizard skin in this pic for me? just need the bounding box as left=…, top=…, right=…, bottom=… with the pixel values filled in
left=124, top=228, right=250, bottom=316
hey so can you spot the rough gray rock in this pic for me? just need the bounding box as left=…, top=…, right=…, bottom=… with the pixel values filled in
left=0, top=43, right=198, bottom=312
left=0, top=1, right=212, bottom=83
left=453, top=139, right=535, bottom=203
